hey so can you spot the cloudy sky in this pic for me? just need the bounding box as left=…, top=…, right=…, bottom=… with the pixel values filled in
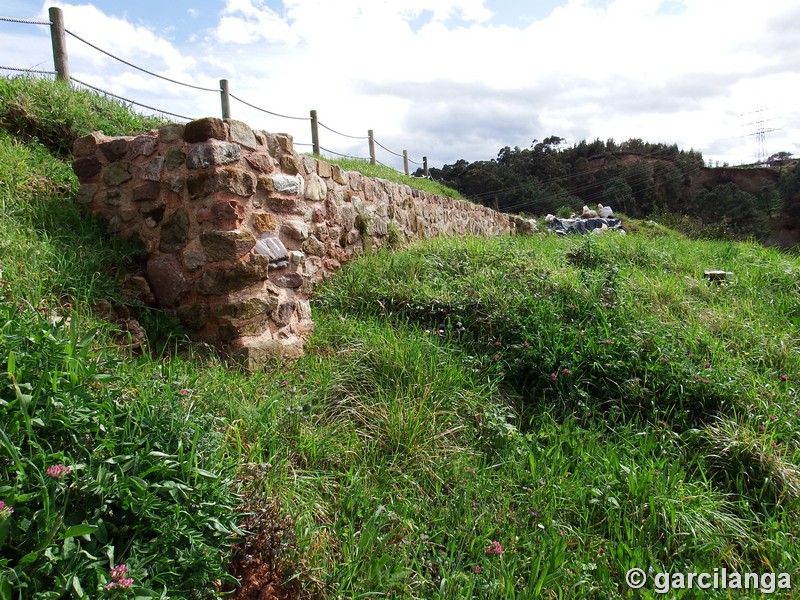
left=1, top=0, right=798, bottom=171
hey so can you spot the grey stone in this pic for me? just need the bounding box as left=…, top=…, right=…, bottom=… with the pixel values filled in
left=158, top=123, right=185, bottom=142
left=302, top=235, right=326, bottom=257
left=297, top=298, right=312, bottom=320
left=102, top=163, right=132, bottom=187
left=213, top=296, right=278, bottom=320
left=165, top=148, right=186, bottom=171
left=302, top=156, right=317, bottom=175
left=226, top=119, right=258, bottom=149
left=121, top=274, right=156, bottom=305
left=146, top=254, right=187, bottom=306
left=369, top=216, right=389, bottom=236
left=304, top=173, right=327, bottom=202
left=73, top=133, right=104, bottom=157
left=218, top=317, right=271, bottom=342
left=72, top=157, right=102, bottom=179
left=138, top=201, right=165, bottom=225
left=186, top=141, right=241, bottom=170
left=138, top=156, right=165, bottom=181
left=230, top=338, right=305, bottom=369
left=76, top=183, right=97, bottom=206
left=130, top=135, right=158, bottom=157
left=254, top=235, right=288, bottom=264
left=100, top=138, right=129, bottom=162
left=200, top=229, right=256, bottom=262
left=273, top=299, right=296, bottom=327
left=183, top=248, right=207, bottom=271
left=270, top=260, right=289, bottom=271
left=272, top=174, right=303, bottom=195
left=104, top=190, right=122, bottom=206
left=176, top=303, right=209, bottom=330
left=271, top=272, right=303, bottom=288
left=289, top=251, right=305, bottom=269
left=198, top=255, right=270, bottom=294
left=160, top=209, right=190, bottom=253
left=281, top=219, right=309, bottom=241
left=132, top=181, right=161, bottom=202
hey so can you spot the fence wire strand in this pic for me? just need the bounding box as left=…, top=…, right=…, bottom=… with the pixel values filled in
left=229, top=93, right=309, bottom=121
left=318, top=121, right=369, bottom=140
left=319, top=146, right=371, bottom=161
left=70, top=76, right=193, bottom=120
left=64, top=28, right=220, bottom=93
left=0, top=15, right=50, bottom=25
left=1, top=65, right=56, bottom=75
left=374, top=139, right=405, bottom=159
left=2, top=15, right=428, bottom=174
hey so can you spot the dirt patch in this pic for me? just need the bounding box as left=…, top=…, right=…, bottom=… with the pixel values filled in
left=225, top=478, right=299, bottom=600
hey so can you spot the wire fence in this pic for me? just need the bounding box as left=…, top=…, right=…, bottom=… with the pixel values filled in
left=0, top=10, right=429, bottom=176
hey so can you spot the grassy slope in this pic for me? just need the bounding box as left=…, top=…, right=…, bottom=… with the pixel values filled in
left=1, top=76, right=799, bottom=598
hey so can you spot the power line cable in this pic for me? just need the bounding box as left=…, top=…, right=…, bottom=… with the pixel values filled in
left=64, top=28, right=220, bottom=93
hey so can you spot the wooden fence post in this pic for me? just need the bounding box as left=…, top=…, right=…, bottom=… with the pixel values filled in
left=423, top=156, right=429, bottom=177
left=368, top=130, right=376, bottom=165
left=310, top=110, right=320, bottom=155
left=220, top=79, right=231, bottom=119
left=403, top=150, right=409, bottom=176
left=49, top=7, right=69, bottom=81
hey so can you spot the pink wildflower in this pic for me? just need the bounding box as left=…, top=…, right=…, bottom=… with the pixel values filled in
left=106, top=578, right=133, bottom=590
left=474, top=565, right=482, bottom=574
left=0, top=500, right=13, bottom=518
left=781, top=374, right=788, bottom=381
left=485, top=540, right=503, bottom=555
left=106, top=564, right=133, bottom=590
left=562, top=368, right=572, bottom=375
left=110, top=564, right=128, bottom=580
left=550, top=372, right=557, bottom=381
left=179, top=388, right=188, bottom=395
left=46, top=464, right=71, bottom=480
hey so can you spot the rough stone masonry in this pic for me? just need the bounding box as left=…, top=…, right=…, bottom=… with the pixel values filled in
left=72, top=117, right=533, bottom=367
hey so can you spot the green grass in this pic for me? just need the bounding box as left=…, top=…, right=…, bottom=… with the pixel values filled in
left=314, top=156, right=464, bottom=199
left=1, top=75, right=799, bottom=598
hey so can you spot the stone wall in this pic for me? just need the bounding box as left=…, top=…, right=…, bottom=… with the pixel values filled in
left=72, top=117, right=533, bottom=366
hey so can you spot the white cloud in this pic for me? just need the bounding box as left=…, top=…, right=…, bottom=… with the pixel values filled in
left=4, top=0, right=796, bottom=168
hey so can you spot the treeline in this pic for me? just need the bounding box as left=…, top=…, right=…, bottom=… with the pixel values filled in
left=420, top=136, right=800, bottom=243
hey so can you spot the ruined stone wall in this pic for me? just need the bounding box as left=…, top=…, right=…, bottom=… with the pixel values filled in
left=72, top=117, right=532, bottom=366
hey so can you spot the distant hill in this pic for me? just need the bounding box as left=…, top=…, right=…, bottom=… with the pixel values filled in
left=424, top=138, right=800, bottom=248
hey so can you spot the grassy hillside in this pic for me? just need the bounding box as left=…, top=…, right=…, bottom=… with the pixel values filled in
left=1, top=75, right=799, bottom=599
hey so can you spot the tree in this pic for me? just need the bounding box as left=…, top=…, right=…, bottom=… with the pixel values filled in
left=768, top=151, right=793, bottom=166
left=603, top=177, right=634, bottom=214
